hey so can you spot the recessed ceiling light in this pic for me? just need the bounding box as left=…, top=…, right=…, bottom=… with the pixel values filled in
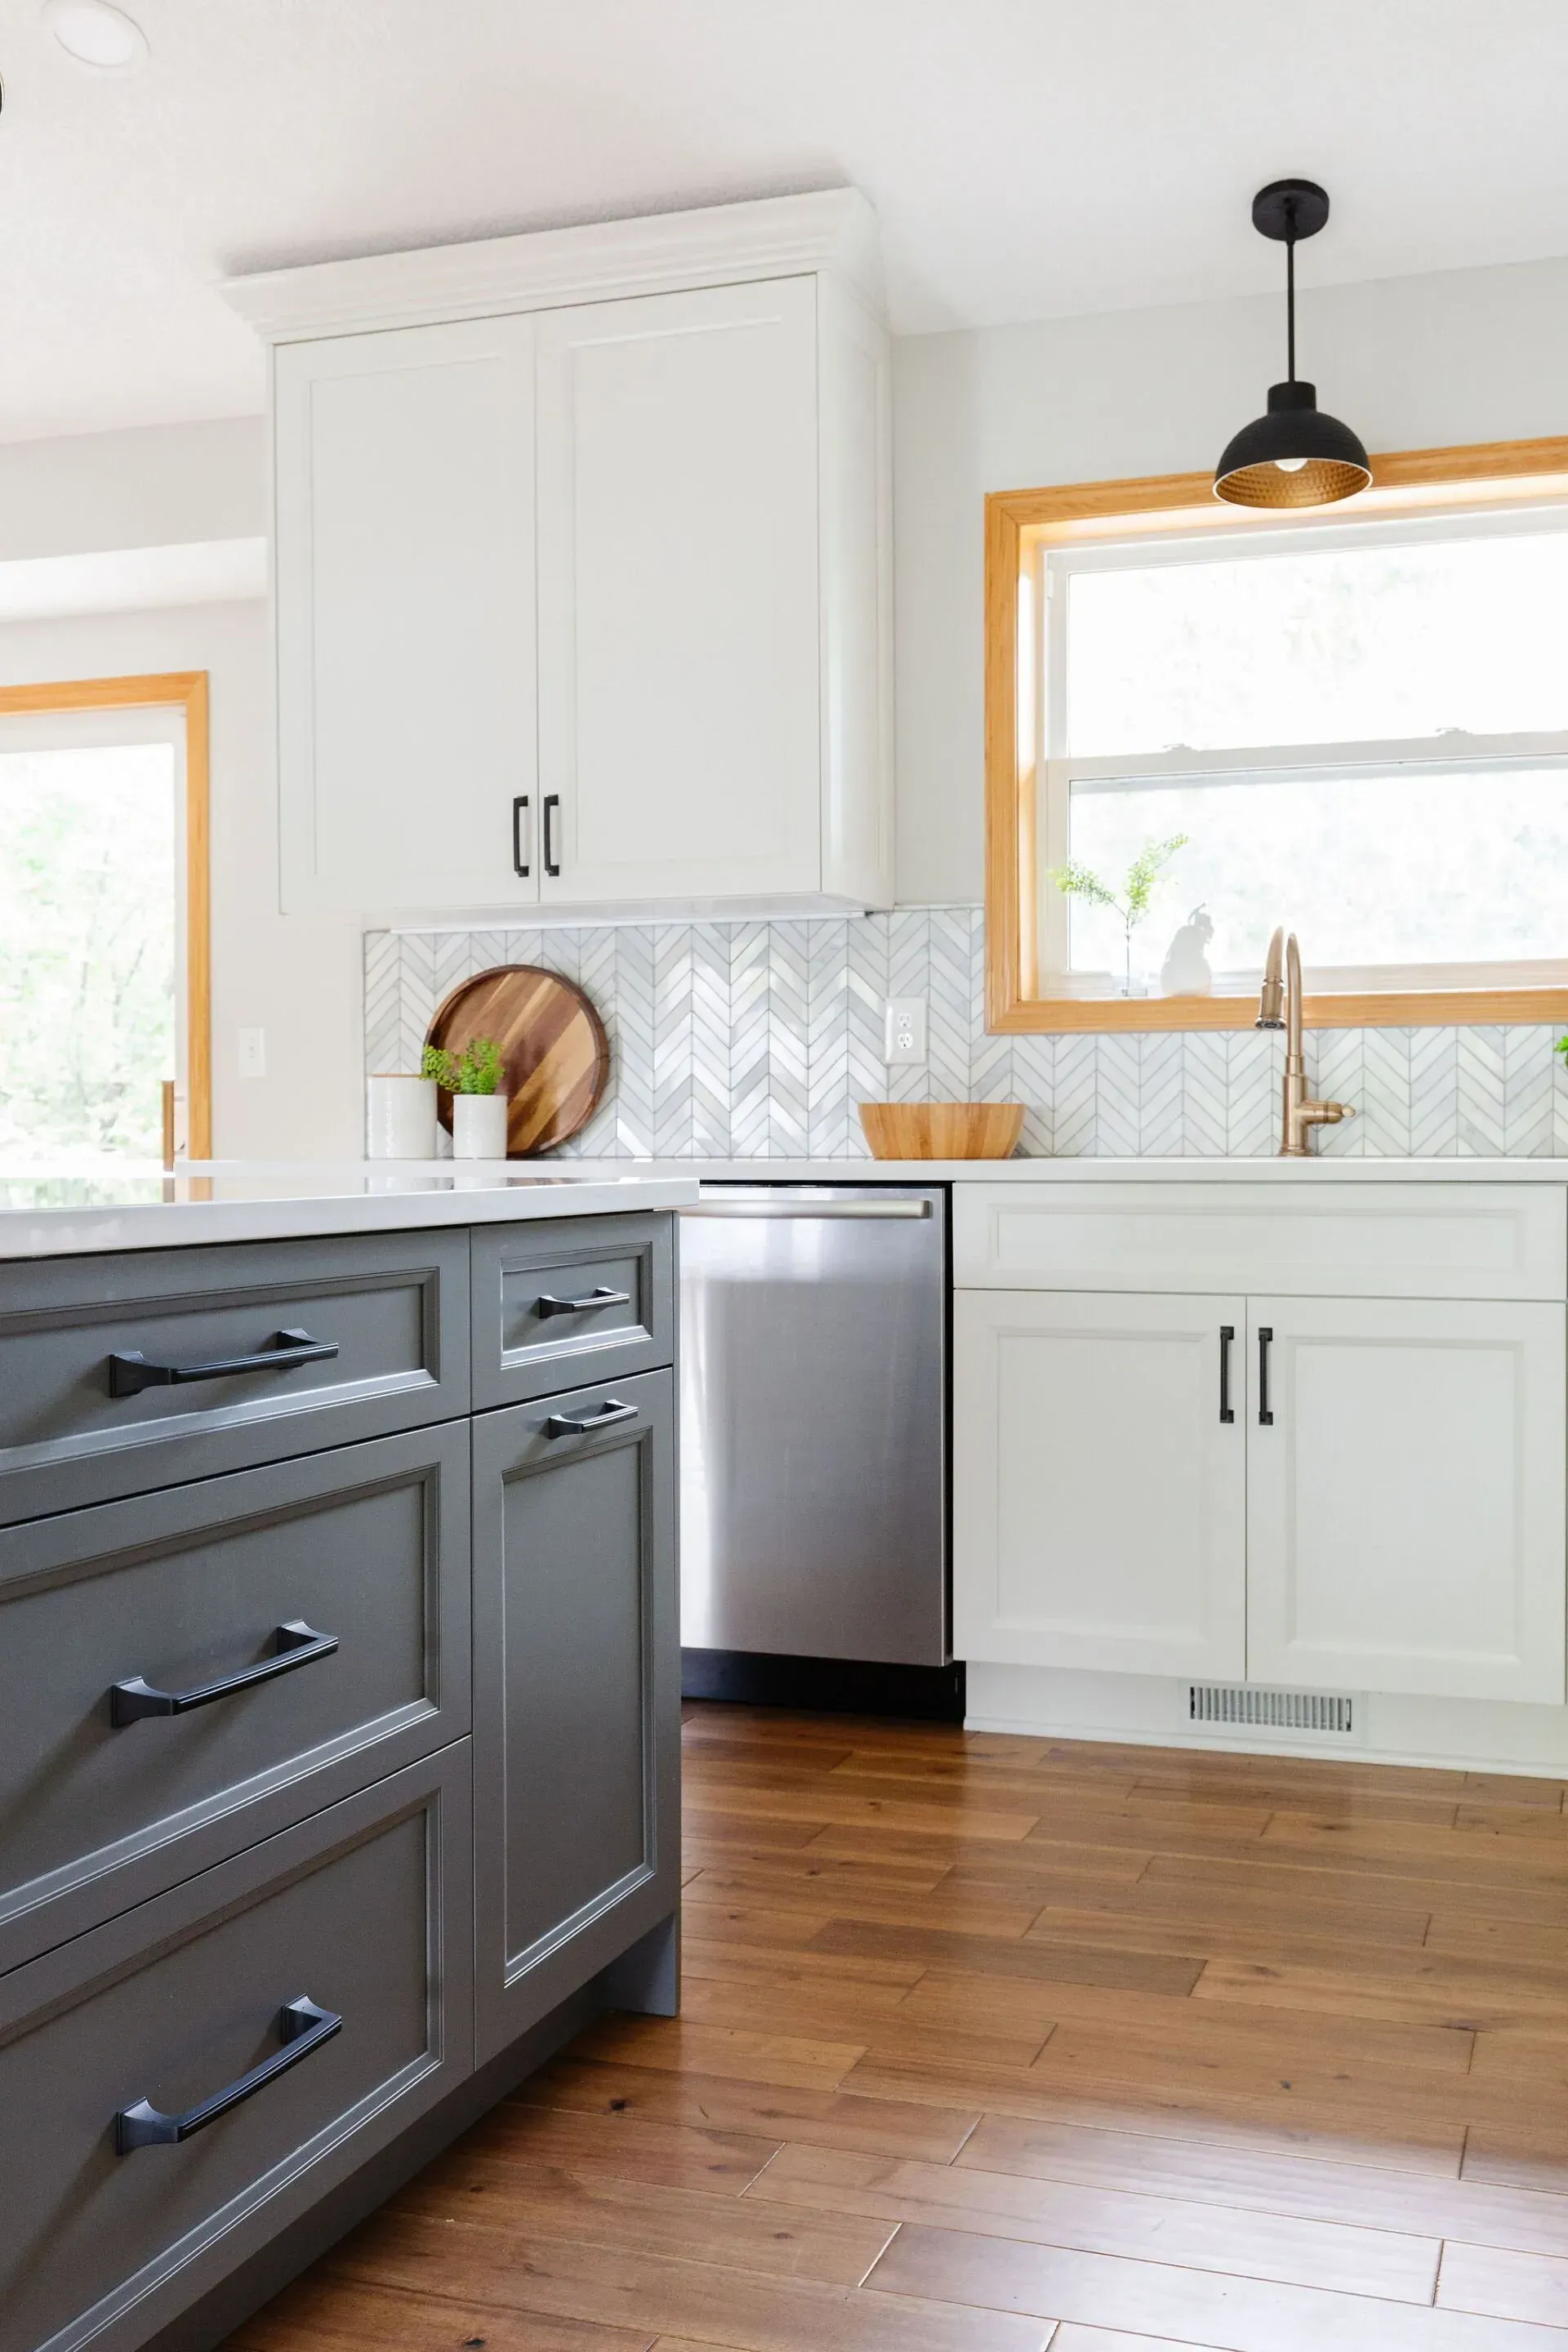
left=43, top=0, right=149, bottom=71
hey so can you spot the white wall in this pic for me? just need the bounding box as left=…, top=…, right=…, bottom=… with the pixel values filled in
left=0, top=599, right=363, bottom=1160
left=0, top=418, right=265, bottom=562
left=893, top=250, right=1568, bottom=905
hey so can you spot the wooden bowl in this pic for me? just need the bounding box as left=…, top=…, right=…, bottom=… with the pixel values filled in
left=858, top=1102, right=1025, bottom=1160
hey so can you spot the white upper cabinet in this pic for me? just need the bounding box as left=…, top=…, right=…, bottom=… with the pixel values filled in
left=536, top=278, right=822, bottom=906
left=230, top=192, right=892, bottom=921
left=274, top=315, right=538, bottom=915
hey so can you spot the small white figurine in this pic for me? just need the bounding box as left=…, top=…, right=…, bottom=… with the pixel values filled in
left=1160, top=905, right=1215, bottom=997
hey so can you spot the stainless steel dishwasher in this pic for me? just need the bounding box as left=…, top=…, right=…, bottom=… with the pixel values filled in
left=678, top=1183, right=953, bottom=1714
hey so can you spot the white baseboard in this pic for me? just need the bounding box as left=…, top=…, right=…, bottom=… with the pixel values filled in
left=964, top=1662, right=1568, bottom=1779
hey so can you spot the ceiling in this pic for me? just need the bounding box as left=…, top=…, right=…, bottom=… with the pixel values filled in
left=4, top=0, right=1568, bottom=441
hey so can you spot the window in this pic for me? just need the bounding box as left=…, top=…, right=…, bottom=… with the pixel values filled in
left=0, top=677, right=210, bottom=1167
left=986, top=439, right=1568, bottom=1031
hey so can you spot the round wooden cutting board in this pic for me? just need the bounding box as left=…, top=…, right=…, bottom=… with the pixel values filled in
left=425, top=964, right=609, bottom=1156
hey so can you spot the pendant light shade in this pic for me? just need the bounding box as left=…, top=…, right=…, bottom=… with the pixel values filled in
left=1214, top=180, right=1370, bottom=510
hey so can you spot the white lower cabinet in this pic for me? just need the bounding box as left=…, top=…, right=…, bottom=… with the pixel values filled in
left=1246, top=1296, right=1567, bottom=1704
left=956, top=1282, right=1568, bottom=1707
left=953, top=1290, right=1247, bottom=1679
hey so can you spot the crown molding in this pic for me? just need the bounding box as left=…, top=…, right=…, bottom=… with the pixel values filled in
left=221, top=187, right=884, bottom=342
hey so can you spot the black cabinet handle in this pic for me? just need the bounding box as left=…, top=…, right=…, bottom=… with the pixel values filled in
left=544, top=1398, right=639, bottom=1439
left=109, top=1326, right=339, bottom=1398
left=512, top=794, right=531, bottom=878
left=115, top=1996, right=341, bottom=2154
left=1258, top=1326, right=1274, bottom=1426
left=111, top=1619, right=338, bottom=1728
left=542, top=793, right=560, bottom=878
left=535, top=1286, right=631, bottom=1320
left=1218, top=1325, right=1235, bottom=1424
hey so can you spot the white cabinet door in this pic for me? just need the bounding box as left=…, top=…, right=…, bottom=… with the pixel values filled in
left=1247, top=1297, right=1567, bottom=1702
left=954, top=1291, right=1247, bottom=1677
left=535, top=278, right=822, bottom=905
left=275, top=315, right=537, bottom=914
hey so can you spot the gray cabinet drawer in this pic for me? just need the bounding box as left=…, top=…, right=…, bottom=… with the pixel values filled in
left=0, top=1228, right=470, bottom=1526
left=0, top=1424, right=470, bottom=1974
left=472, top=1366, right=678, bottom=2063
left=470, top=1213, right=674, bottom=1408
left=0, top=1746, right=471, bottom=2352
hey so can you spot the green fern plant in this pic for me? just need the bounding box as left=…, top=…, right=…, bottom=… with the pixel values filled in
left=1047, top=834, right=1189, bottom=996
left=421, top=1038, right=506, bottom=1095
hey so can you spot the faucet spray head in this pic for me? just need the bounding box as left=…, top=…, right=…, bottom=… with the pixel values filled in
left=1256, top=925, right=1286, bottom=1029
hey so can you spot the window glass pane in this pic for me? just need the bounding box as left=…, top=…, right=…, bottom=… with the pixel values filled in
left=1066, top=528, right=1568, bottom=755
left=1062, top=766, right=1568, bottom=987
left=0, top=744, right=176, bottom=1165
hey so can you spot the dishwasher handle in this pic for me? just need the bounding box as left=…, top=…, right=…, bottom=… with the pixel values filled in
left=680, top=1197, right=933, bottom=1220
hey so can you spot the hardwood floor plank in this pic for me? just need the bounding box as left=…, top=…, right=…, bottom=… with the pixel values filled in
left=1193, top=1957, right=1568, bottom=2036
left=514, top=2056, right=982, bottom=2163
left=689, top=1870, right=1045, bottom=1938
left=1261, top=1814, right=1568, bottom=1890
left=837, top=2052, right=1468, bottom=2165
left=572, top=2017, right=867, bottom=2091
left=225, top=2274, right=656, bottom=2352
left=688, top=1785, right=1044, bottom=1840
left=420, top=2100, right=782, bottom=2196
left=328, top=2214, right=1058, bottom=2352
left=807, top=1919, right=1204, bottom=1997
left=1438, top=2242, right=1568, bottom=2324
left=1148, top=1849, right=1568, bottom=1925
left=896, top=1966, right=1478, bottom=2078
left=746, top=2141, right=1441, bottom=2301
left=673, top=1975, right=923, bottom=2040
left=387, top=2171, right=898, bottom=2288
left=867, top=2221, right=1568, bottom=2348
left=960, top=2114, right=1568, bottom=2258
left=804, top=1826, right=1151, bottom=1886
left=681, top=1939, right=931, bottom=1993
left=1463, top=2124, right=1568, bottom=2194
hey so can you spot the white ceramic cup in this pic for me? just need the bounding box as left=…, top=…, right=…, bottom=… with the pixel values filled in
left=452, top=1093, right=510, bottom=1160
left=367, top=1074, right=438, bottom=1160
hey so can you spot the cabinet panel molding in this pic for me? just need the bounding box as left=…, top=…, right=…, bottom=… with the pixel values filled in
left=1246, top=1295, right=1567, bottom=1703
left=954, top=1290, right=1247, bottom=1678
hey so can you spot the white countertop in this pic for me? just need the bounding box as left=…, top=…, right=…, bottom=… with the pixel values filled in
left=0, top=1162, right=698, bottom=1260
left=559, top=1155, right=1568, bottom=1185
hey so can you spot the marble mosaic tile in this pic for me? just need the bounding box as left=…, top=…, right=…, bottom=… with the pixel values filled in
left=365, top=915, right=1568, bottom=1160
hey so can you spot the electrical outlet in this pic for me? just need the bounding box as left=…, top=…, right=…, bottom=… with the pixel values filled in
left=884, top=998, right=928, bottom=1065
left=238, top=1027, right=266, bottom=1080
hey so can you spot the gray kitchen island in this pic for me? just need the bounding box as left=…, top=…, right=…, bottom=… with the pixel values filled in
left=0, top=1165, right=694, bottom=2352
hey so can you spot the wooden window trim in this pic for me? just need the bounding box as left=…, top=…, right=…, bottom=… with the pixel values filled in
left=985, top=435, right=1568, bottom=1032
left=0, top=672, right=212, bottom=1153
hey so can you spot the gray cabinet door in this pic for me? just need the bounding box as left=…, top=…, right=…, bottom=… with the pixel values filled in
left=470, top=1213, right=674, bottom=1407
left=0, top=1424, right=470, bottom=1973
left=0, top=1227, right=470, bottom=1525
left=471, top=1368, right=678, bottom=2063
left=0, top=1744, right=471, bottom=2352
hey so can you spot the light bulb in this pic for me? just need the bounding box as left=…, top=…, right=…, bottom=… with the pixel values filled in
left=1274, top=456, right=1309, bottom=473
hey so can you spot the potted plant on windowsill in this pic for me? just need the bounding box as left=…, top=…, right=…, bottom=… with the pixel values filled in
left=1048, top=833, right=1188, bottom=998
left=422, top=1038, right=509, bottom=1159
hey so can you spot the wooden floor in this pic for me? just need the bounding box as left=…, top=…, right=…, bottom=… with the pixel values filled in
left=229, top=1704, right=1568, bottom=2352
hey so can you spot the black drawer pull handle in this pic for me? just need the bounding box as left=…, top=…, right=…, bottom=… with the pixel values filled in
left=109, top=1326, right=339, bottom=1398
left=1258, top=1325, right=1274, bottom=1426
left=111, top=1619, right=338, bottom=1728
left=1219, top=1325, right=1235, bottom=1424
left=512, top=793, right=531, bottom=878
left=535, top=1286, right=631, bottom=1320
left=544, top=1398, right=639, bottom=1439
left=116, top=1995, right=341, bottom=2154
left=542, top=792, right=561, bottom=878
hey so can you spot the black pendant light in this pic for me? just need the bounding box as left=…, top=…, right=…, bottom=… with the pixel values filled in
left=1214, top=179, right=1371, bottom=510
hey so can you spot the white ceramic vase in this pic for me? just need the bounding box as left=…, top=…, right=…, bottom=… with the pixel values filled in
left=452, top=1093, right=510, bottom=1160
left=366, top=1074, right=438, bottom=1160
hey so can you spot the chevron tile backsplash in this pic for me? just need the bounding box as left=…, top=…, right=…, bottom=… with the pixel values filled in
left=364, top=910, right=1568, bottom=1159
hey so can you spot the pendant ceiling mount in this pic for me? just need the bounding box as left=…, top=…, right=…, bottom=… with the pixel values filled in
left=1214, top=176, right=1371, bottom=510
